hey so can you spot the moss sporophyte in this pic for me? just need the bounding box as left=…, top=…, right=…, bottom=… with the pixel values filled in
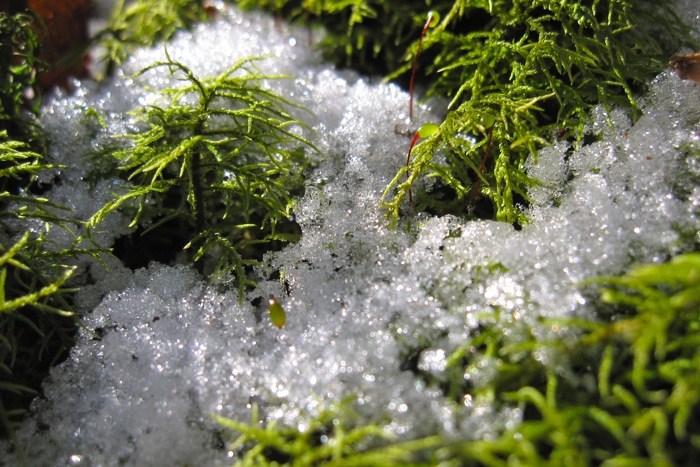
left=404, top=122, right=439, bottom=206
left=87, top=52, right=318, bottom=299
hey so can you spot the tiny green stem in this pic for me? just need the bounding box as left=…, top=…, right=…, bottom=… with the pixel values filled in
left=191, top=150, right=205, bottom=231
left=191, top=103, right=209, bottom=233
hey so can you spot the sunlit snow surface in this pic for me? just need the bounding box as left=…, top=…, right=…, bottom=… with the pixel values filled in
left=4, top=2, right=700, bottom=465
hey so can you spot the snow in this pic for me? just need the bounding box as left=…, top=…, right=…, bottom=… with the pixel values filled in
left=3, top=2, right=699, bottom=465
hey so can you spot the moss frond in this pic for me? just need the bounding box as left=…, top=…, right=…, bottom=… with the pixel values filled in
left=215, top=399, right=442, bottom=466
left=0, top=229, right=78, bottom=441
left=88, top=54, right=316, bottom=297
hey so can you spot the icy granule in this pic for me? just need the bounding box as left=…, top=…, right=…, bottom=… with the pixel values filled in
left=525, top=141, right=569, bottom=209
left=3, top=2, right=700, bottom=465
left=10, top=265, right=239, bottom=466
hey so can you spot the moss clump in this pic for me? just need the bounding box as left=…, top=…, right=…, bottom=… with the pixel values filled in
left=88, top=54, right=316, bottom=298
left=0, top=131, right=99, bottom=441
left=0, top=13, right=85, bottom=441
left=437, top=253, right=700, bottom=465
left=383, top=0, right=694, bottom=225
left=235, top=0, right=430, bottom=77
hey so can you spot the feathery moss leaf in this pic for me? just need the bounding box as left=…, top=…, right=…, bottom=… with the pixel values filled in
left=88, top=53, right=317, bottom=297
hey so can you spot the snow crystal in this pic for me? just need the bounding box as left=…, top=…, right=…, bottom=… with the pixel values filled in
left=3, top=1, right=700, bottom=465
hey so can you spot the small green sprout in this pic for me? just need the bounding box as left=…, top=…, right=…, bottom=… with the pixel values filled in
left=268, top=294, right=286, bottom=329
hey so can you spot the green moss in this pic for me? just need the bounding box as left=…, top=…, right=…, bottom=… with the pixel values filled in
left=0, top=0, right=696, bottom=460
left=0, top=12, right=45, bottom=149
left=383, top=0, right=695, bottom=225
left=95, top=0, right=208, bottom=77
left=233, top=0, right=695, bottom=225
left=0, top=133, right=100, bottom=441
left=235, top=0, right=431, bottom=77
left=439, top=253, right=700, bottom=465
left=88, top=53, right=317, bottom=298
left=0, top=13, right=73, bottom=441
left=215, top=400, right=442, bottom=466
